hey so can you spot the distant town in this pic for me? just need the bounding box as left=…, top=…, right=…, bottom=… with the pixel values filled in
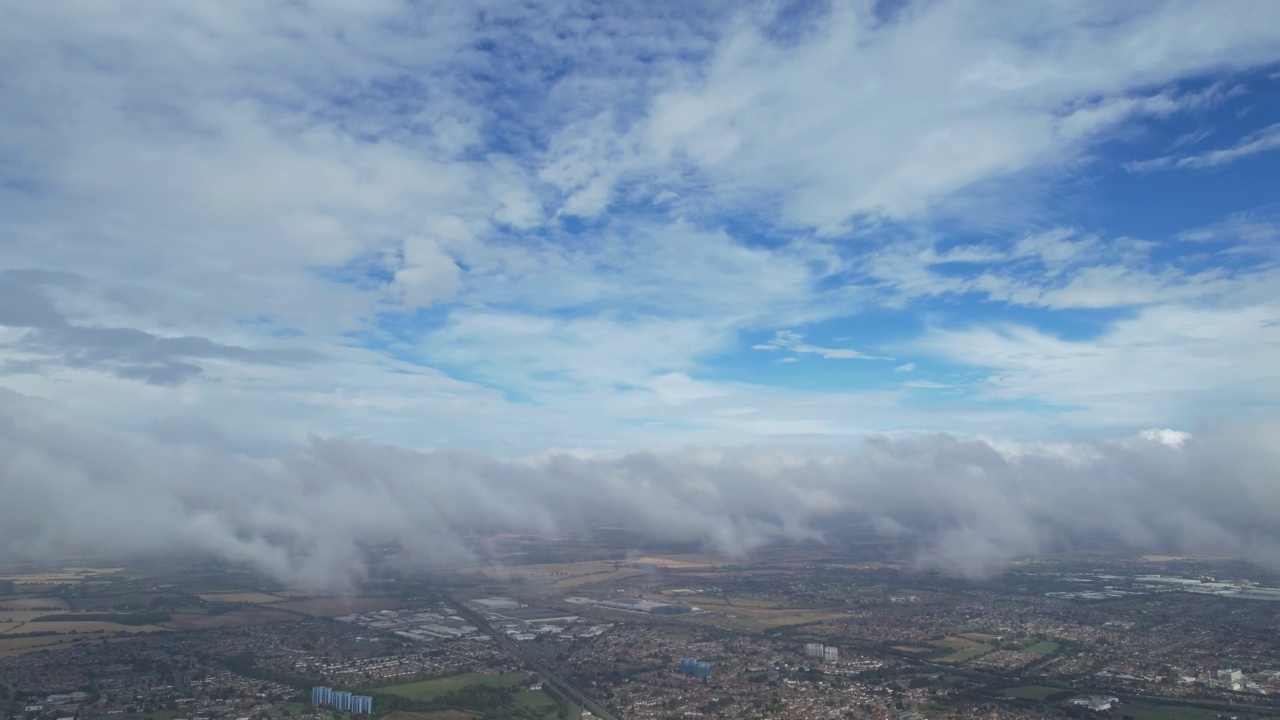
left=5, top=543, right=1280, bottom=720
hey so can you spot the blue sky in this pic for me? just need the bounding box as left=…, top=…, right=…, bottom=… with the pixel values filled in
left=2, top=0, right=1279, bottom=455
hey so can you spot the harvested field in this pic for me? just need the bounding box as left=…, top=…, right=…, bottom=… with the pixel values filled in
left=3, top=620, right=168, bottom=635
left=195, top=591, right=285, bottom=604
left=630, top=555, right=719, bottom=568
left=273, top=590, right=322, bottom=598
left=273, top=596, right=411, bottom=616
left=0, top=611, right=61, bottom=622
left=0, top=597, right=70, bottom=611
left=0, top=635, right=76, bottom=657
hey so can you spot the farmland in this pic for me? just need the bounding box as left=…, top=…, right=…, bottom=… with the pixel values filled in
left=379, top=672, right=531, bottom=702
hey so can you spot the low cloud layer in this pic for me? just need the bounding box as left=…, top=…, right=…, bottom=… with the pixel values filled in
left=3, top=389, right=1279, bottom=588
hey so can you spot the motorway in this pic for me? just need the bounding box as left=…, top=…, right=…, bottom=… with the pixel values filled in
left=442, top=594, right=621, bottom=720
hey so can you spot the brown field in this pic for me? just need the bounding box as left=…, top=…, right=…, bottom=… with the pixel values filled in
left=0, top=610, right=63, bottom=622
left=466, top=559, right=616, bottom=577
left=2, top=620, right=168, bottom=635
left=629, top=555, right=721, bottom=569
left=0, top=635, right=78, bottom=657
left=161, top=609, right=298, bottom=631
left=0, top=597, right=70, bottom=611
left=0, top=633, right=140, bottom=658
left=0, top=570, right=121, bottom=585
left=273, top=590, right=320, bottom=599
left=273, top=596, right=411, bottom=616
left=195, top=591, right=285, bottom=604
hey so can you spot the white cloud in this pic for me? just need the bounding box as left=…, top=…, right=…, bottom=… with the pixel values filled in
left=392, top=237, right=460, bottom=308
left=551, top=1, right=1280, bottom=228
left=5, top=388, right=1280, bottom=586
left=893, top=362, right=915, bottom=373
left=0, top=1, right=1277, bottom=459
left=1127, top=123, right=1280, bottom=172
left=913, top=303, right=1280, bottom=427
left=753, top=330, right=891, bottom=361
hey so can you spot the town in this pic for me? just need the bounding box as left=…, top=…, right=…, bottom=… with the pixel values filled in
left=4, top=547, right=1280, bottom=720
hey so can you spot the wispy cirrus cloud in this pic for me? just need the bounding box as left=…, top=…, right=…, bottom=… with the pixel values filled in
left=753, top=330, right=892, bottom=361
left=1126, top=123, right=1280, bottom=172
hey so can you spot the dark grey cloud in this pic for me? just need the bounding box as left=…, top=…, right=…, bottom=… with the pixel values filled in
left=1, top=388, right=1278, bottom=588
left=0, top=270, right=319, bottom=384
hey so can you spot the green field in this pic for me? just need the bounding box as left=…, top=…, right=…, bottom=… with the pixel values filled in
left=940, top=646, right=991, bottom=662
left=1003, top=685, right=1063, bottom=701
left=380, top=672, right=529, bottom=702
left=1121, top=702, right=1218, bottom=720
left=514, top=690, right=557, bottom=709
left=1023, top=641, right=1059, bottom=654
left=933, top=635, right=993, bottom=663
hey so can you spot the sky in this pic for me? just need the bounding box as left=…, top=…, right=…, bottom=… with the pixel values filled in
left=2, top=1, right=1280, bottom=585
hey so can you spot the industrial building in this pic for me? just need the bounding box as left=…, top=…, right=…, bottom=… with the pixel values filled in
left=1069, top=696, right=1118, bottom=712
left=678, top=658, right=712, bottom=678
left=473, top=597, right=522, bottom=610
left=485, top=605, right=581, bottom=623
left=1216, top=669, right=1245, bottom=690
left=597, top=598, right=693, bottom=615
left=311, top=686, right=373, bottom=714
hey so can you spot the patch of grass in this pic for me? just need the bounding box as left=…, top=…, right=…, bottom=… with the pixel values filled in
left=1121, top=702, right=1218, bottom=720
left=384, top=707, right=481, bottom=712
left=514, top=690, right=557, bottom=709
left=890, top=645, right=933, bottom=655
left=940, top=646, right=991, bottom=662
left=1024, top=641, right=1059, bottom=654
left=1003, top=685, right=1062, bottom=701
left=378, top=673, right=528, bottom=702
left=931, top=635, right=993, bottom=663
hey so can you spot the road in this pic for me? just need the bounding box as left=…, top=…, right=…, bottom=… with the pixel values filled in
left=443, top=594, right=622, bottom=720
